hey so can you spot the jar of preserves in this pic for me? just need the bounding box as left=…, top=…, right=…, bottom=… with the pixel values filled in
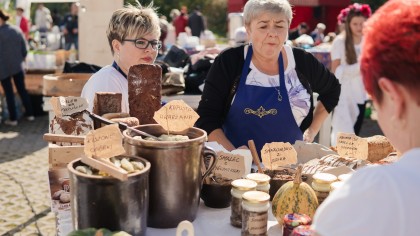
left=231, top=179, right=257, bottom=227
left=246, top=173, right=271, bottom=193
left=283, top=213, right=312, bottom=236
left=241, top=191, right=270, bottom=236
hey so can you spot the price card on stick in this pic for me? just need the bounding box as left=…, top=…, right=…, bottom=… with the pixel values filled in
left=84, top=124, right=126, bottom=159
left=261, top=142, right=297, bottom=170
left=153, top=100, right=199, bottom=132
left=336, top=132, right=368, bottom=160
left=213, top=151, right=246, bottom=180
left=50, top=96, right=88, bottom=118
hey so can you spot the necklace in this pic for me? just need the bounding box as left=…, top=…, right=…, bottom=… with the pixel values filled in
left=274, top=87, right=282, bottom=102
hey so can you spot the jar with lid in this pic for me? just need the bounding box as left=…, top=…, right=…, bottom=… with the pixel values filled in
left=241, top=191, right=270, bottom=236
left=231, top=179, right=257, bottom=227
left=246, top=173, right=271, bottom=193
left=283, top=213, right=312, bottom=236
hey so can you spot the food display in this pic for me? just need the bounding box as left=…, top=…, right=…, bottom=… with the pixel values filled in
left=128, top=64, right=162, bottom=124
left=272, top=166, right=319, bottom=225
left=74, top=156, right=145, bottom=176
left=139, top=134, right=190, bottom=141
left=283, top=213, right=312, bottom=236
left=50, top=110, right=93, bottom=136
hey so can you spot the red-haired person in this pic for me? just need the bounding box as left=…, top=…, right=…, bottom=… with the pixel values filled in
left=312, top=0, right=420, bottom=235
left=330, top=3, right=371, bottom=145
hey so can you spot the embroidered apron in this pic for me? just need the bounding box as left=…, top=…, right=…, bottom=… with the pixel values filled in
left=223, top=46, right=303, bottom=153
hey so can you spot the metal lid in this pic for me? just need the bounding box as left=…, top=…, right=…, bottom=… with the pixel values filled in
left=231, top=179, right=257, bottom=191
left=242, top=191, right=270, bottom=204
left=246, top=173, right=271, bottom=184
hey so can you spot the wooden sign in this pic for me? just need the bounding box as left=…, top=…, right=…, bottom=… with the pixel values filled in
left=261, top=142, right=297, bottom=170
left=84, top=124, right=125, bottom=159
left=213, top=151, right=246, bottom=180
left=336, top=132, right=368, bottom=160
left=50, top=96, right=88, bottom=118
left=153, top=100, right=199, bottom=132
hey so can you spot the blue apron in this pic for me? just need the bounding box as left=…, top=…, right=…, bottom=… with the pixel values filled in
left=223, top=45, right=303, bottom=153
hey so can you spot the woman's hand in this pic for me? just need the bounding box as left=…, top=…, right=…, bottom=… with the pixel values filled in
left=303, top=129, right=316, bottom=142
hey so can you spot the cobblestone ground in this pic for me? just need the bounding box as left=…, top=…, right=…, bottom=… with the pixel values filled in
left=0, top=115, right=56, bottom=236
left=0, top=111, right=382, bottom=236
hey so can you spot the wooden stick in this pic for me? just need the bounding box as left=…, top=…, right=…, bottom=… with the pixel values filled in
left=81, top=155, right=128, bottom=181
left=248, top=140, right=264, bottom=173
left=43, top=133, right=85, bottom=144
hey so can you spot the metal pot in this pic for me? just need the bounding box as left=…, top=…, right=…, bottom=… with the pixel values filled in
left=123, top=124, right=217, bottom=228
left=68, top=155, right=151, bottom=236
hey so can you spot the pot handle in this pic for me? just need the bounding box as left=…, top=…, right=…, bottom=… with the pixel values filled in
left=201, top=146, right=217, bottom=181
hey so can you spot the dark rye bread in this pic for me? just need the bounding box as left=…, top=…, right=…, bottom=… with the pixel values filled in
left=128, top=64, right=162, bottom=124
left=92, top=92, right=122, bottom=128
left=92, top=92, right=122, bottom=115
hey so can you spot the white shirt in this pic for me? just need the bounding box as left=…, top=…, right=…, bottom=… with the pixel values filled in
left=241, top=44, right=311, bottom=126
left=81, top=65, right=129, bottom=113
left=312, top=148, right=420, bottom=236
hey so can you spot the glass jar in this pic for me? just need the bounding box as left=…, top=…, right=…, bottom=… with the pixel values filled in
left=241, top=191, right=270, bottom=236
left=283, top=213, right=312, bottom=236
left=231, top=179, right=257, bottom=227
left=246, top=173, right=271, bottom=193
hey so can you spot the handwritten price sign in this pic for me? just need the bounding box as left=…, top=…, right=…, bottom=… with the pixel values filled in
left=84, top=124, right=125, bottom=159
left=50, top=96, right=88, bottom=118
left=337, top=132, right=368, bottom=160
left=213, top=151, right=246, bottom=180
left=261, top=142, right=297, bottom=170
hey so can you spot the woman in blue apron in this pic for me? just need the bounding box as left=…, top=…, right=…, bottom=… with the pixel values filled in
left=196, top=0, right=340, bottom=154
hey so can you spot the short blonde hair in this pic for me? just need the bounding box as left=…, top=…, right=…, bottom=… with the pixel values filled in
left=106, top=2, right=161, bottom=55
left=243, top=0, right=293, bottom=27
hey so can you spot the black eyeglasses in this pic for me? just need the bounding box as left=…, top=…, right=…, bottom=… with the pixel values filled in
left=123, top=38, right=162, bottom=50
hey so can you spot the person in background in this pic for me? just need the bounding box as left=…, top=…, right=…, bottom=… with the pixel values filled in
left=15, top=7, right=29, bottom=41
left=233, top=26, right=248, bottom=45
left=288, top=22, right=308, bottom=40
left=312, top=1, right=420, bottom=235
left=188, top=6, right=205, bottom=37
left=62, top=2, right=78, bottom=50
left=159, top=15, right=169, bottom=54
left=51, top=8, right=62, bottom=27
left=35, top=3, right=52, bottom=33
left=0, top=9, right=34, bottom=126
left=196, top=0, right=340, bottom=153
left=173, top=5, right=188, bottom=37
left=330, top=3, right=371, bottom=145
left=310, top=23, right=326, bottom=45
left=81, top=2, right=161, bottom=113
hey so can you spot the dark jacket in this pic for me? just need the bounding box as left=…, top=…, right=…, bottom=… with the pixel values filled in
left=0, top=24, right=27, bottom=80
left=196, top=45, right=341, bottom=136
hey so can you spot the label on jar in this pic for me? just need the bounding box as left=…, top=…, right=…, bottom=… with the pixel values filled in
left=243, top=211, right=268, bottom=235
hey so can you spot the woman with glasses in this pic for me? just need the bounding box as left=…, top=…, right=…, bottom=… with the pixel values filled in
left=81, top=2, right=162, bottom=112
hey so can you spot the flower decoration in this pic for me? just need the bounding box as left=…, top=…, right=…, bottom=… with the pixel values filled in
left=337, top=3, right=372, bottom=24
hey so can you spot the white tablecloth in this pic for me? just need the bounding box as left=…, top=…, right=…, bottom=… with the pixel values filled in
left=147, top=200, right=283, bottom=236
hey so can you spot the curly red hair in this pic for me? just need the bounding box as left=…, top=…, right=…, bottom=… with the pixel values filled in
left=361, top=0, right=420, bottom=103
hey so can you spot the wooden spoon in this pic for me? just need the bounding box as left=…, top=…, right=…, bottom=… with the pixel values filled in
left=248, top=140, right=264, bottom=173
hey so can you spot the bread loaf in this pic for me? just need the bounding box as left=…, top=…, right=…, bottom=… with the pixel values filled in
left=110, top=117, right=140, bottom=127
left=128, top=64, right=162, bottom=125
left=364, top=135, right=395, bottom=162
left=92, top=92, right=122, bottom=115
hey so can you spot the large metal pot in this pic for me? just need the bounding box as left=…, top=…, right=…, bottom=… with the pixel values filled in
left=68, top=155, right=151, bottom=236
left=123, top=124, right=217, bottom=228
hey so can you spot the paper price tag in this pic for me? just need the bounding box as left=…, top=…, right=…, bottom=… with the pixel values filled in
left=50, top=96, right=88, bottom=118
left=261, top=142, right=297, bottom=170
left=337, top=132, right=368, bottom=160
left=84, top=124, right=125, bottom=159
left=153, top=100, right=199, bottom=132
left=213, top=151, right=246, bottom=180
